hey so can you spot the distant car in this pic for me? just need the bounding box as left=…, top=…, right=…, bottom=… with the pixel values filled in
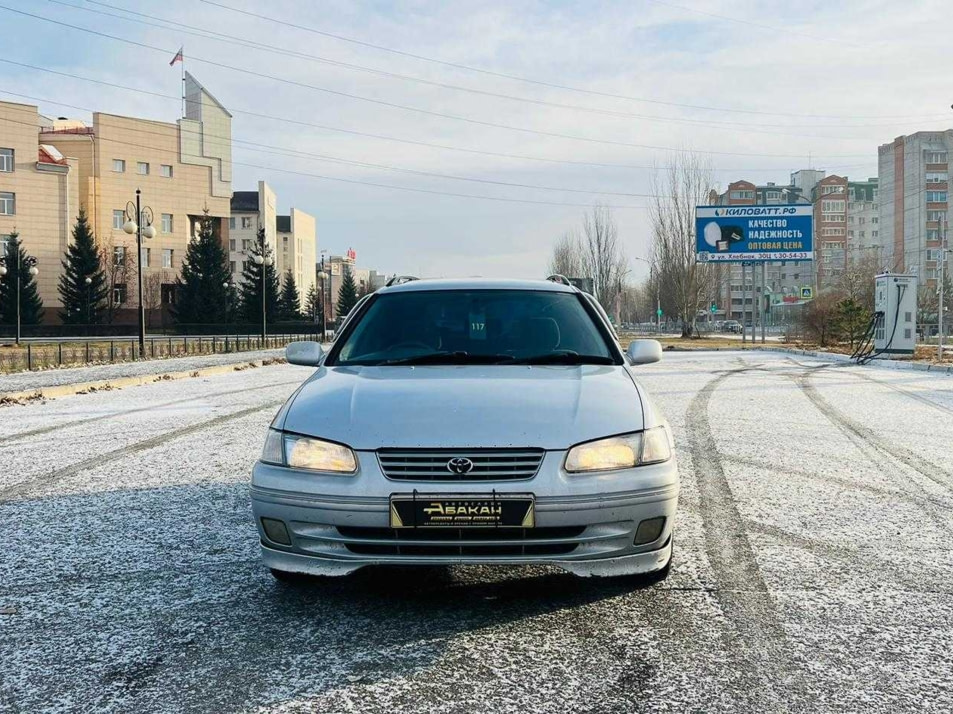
left=252, top=278, right=679, bottom=581
left=722, top=320, right=742, bottom=333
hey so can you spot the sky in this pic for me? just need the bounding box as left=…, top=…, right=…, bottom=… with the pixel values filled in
left=1, top=0, right=951, bottom=281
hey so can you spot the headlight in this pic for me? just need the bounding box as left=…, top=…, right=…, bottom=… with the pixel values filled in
left=564, top=427, right=671, bottom=473
left=259, top=429, right=358, bottom=474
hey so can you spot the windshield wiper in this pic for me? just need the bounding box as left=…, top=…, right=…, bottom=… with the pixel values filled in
left=506, top=350, right=615, bottom=365
left=379, top=351, right=513, bottom=366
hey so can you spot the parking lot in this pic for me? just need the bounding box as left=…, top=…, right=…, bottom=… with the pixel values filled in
left=3, top=351, right=953, bottom=713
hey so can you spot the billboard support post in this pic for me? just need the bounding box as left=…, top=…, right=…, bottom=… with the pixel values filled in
left=741, top=263, right=748, bottom=345
left=761, top=262, right=767, bottom=344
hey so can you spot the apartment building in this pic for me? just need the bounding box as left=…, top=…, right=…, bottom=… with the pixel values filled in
left=878, top=131, right=950, bottom=286
left=0, top=101, right=80, bottom=317
left=847, top=178, right=880, bottom=264
left=812, top=175, right=848, bottom=286
left=39, top=72, right=232, bottom=319
left=229, top=181, right=277, bottom=283
left=276, top=209, right=316, bottom=309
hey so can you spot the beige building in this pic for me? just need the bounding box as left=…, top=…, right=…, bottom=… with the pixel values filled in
left=16, top=72, right=232, bottom=320
left=276, top=209, right=316, bottom=309
left=0, top=101, right=80, bottom=317
left=228, top=181, right=277, bottom=283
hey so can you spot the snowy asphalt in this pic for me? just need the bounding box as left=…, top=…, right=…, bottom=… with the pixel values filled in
left=2, top=352, right=953, bottom=713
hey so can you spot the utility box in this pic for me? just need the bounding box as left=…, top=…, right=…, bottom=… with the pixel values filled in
left=874, top=273, right=917, bottom=358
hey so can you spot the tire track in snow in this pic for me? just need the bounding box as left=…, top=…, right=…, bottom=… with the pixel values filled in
left=686, top=368, right=792, bottom=702
left=795, top=370, right=953, bottom=494
left=0, top=379, right=302, bottom=447
left=0, top=400, right=284, bottom=502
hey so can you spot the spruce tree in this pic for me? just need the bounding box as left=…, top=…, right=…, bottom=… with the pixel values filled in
left=336, top=263, right=359, bottom=318
left=58, top=208, right=108, bottom=324
left=172, top=208, right=231, bottom=325
left=304, top=283, right=321, bottom=322
left=278, top=269, right=302, bottom=321
left=0, top=232, right=44, bottom=325
left=238, top=226, right=279, bottom=326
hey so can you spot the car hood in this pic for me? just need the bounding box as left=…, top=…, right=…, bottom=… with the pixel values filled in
left=280, top=365, right=644, bottom=450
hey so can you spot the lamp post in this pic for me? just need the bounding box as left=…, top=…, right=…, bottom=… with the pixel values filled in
left=317, top=267, right=328, bottom=343
left=122, top=189, right=156, bottom=356
left=0, top=250, right=39, bottom=346
left=84, top=276, right=92, bottom=325
left=250, top=231, right=273, bottom=343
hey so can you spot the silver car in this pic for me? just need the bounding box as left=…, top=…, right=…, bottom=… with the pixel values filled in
left=252, top=278, right=679, bottom=580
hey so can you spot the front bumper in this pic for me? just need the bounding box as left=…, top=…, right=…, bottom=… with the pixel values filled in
left=251, top=450, right=679, bottom=577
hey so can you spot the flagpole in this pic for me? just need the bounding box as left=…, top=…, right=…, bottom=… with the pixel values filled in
left=181, top=47, right=185, bottom=118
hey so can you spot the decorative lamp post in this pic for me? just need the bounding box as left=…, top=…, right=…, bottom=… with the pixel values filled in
left=317, top=268, right=328, bottom=342
left=122, top=189, right=156, bottom=355
left=251, top=231, right=272, bottom=342
left=84, top=276, right=92, bottom=325
left=0, top=251, right=38, bottom=346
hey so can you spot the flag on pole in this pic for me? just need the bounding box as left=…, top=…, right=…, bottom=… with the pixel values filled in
left=169, top=46, right=184, bottom=66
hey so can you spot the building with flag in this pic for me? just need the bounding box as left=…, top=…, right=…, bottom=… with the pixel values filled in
left=0, top=72, right=232, bottom=323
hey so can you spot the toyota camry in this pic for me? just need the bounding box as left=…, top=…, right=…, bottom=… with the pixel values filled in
left=251, top=278, right=679, bottom=580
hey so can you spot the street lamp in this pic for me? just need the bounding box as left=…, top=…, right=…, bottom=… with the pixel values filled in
left=84, top=276, right=92, bottom=325
left=317, top=268, right=328, bottom=342
left=249, top=232, right=273, bottom=343
left=0, top=250, right=38, bottom=346
left=122, top=188, right=156, bottom=356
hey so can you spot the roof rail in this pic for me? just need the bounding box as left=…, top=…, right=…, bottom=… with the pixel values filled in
left=546, top=274, right=574, bottom=287
left=385, top=275, right=420, bottom=287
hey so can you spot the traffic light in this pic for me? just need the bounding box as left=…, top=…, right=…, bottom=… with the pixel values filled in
left=710, top=302, right=717, bottom=313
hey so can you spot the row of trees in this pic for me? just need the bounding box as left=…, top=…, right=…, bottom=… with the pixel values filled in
left=0, top=209, right=328, bottom=328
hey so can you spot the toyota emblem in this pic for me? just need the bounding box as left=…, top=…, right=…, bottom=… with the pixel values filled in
left=447, top=457, right=474, bottom=475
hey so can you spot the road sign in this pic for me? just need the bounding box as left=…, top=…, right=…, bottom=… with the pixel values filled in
left=800, top=286, right=813, bottom=299
left=694, top=205, right=813, bottom=263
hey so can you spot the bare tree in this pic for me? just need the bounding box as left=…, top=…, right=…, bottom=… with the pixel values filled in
left=547, top=231, right=583, bottom=278
left=143, top=270, right=171, bottom=328
left=579, top=205, right=628, bottom=316
left=98, top=235, right=135, bottom=325
left=650, top=153, right=716, bottom=337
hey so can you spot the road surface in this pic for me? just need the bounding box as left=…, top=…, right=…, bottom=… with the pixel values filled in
left=2, top=352, right=952, bottom=713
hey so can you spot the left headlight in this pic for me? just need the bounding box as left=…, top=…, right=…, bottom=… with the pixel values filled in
left=260, top=429, right=358, bottom=474
left=564, top=426, right=672, bottom=473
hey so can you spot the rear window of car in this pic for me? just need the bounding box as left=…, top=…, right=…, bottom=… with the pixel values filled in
left=331, top=289, right=616, bottom=365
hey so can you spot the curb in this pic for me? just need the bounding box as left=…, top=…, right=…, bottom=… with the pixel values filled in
left=0, top=358, right=285, bottom=405
left=749, top=346, right=953, bottom=375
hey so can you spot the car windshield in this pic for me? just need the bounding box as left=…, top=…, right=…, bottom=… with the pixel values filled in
left=332, top=289, right=617, bottom=366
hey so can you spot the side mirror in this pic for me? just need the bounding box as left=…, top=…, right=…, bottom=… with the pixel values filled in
left=286, top=341, right=324, bottom=367
left=626, top=339, right=662, bottom=365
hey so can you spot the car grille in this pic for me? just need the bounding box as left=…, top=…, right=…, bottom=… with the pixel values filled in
left=336, top=525, right=584, bottom=557
left=377, top=448, right=545, bottom=481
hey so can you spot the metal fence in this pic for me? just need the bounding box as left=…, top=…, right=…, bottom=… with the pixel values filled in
left=0, top=331, right=317, bottom=374
left=0, top=321, right=322, bottom=339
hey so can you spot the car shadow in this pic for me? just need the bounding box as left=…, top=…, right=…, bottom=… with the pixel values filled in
left=0, top=482, right=662, bottom=712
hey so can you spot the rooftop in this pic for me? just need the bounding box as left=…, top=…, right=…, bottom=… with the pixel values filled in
left=230, top=191, right=259, bottom=213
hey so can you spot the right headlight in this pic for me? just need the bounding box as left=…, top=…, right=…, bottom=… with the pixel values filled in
left=564, top=426, right=672, bottom=473
left=260, top=429, right=358, bottom=474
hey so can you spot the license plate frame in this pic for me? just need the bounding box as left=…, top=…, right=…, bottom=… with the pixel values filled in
left=389, top=493, right=535, bottom=529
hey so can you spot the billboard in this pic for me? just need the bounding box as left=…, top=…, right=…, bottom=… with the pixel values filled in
left=695, top=205, right=813, bottom=262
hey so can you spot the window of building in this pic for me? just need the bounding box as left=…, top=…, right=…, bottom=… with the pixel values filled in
left=112, top=210, right=125, bottom=229
left=113, top=284, right=127, bottom=305
left=229, top=239, right=236, bottom=251
left=160, top=164, right=173, bottom=178
left=137, top=162, right=149, bottom=175
left=113, top=245, right=126, bottom=266
left=112, top=158, right=125, bottom=173
left=872, top=230, right=878, bottom=238
left=926, top=191, right=948, bottom=203
left=822, top=184, right=845, bottom=194
left=0, top=234, right=10, bottom=255
left=926, top=151, right=948, bottom=164
left=848, top=216, right=854, bottom=224
left=766, top=191, right=780, bottom=200
left=0, top=148, right=13, bottom=172
left=826, top=214, right=846, bottom=222
left=859, top=230, right=865, bottom=238
left=228, top=217, right=236, bottom=229
left=926, top=268, right=938, bottom=280
left=821, top=199, right=846, bottom=212
left=872, top=216, right=878, bottom=224
left=927, top=211, right=945, bottom=222
left=0, top=192, right=14, bottom=215
left=229, top=260, right=236, bottom=274
left=926, top=172, right=949, bottom=183
left=161, top=213, right=173, bottom=234
left=162, top=249, right=173, bottom=268
left=927, top=249, right=940, bottom=262
left=141, top=247, right=150, bottom=268
left=848, top=230, right=855, bottom=237
left=241, top=216, right=253, bottom=229
left=927, top=229, right=941, bottom=241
